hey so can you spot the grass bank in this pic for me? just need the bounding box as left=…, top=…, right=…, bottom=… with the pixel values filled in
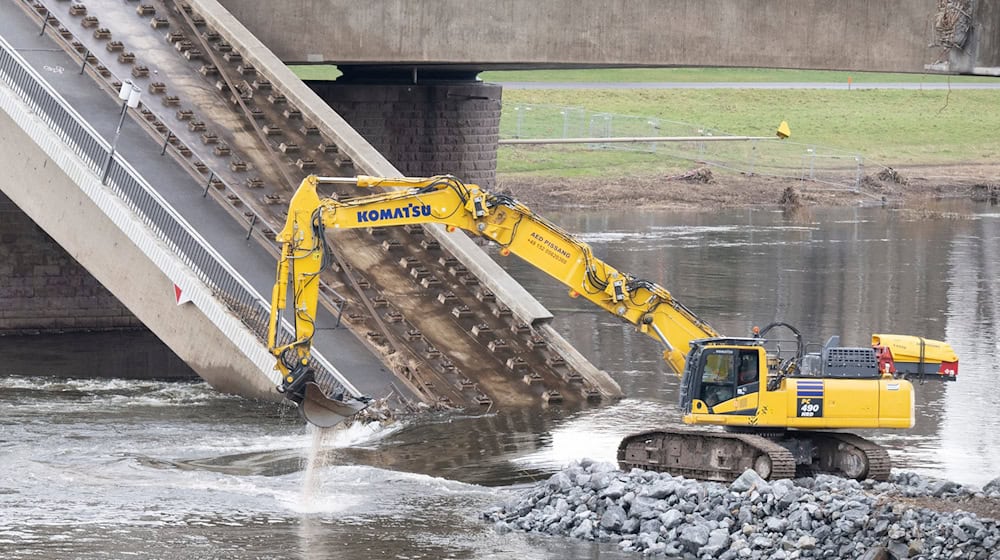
left=289, top=66, right=1000, bottom=180
left=498, top=88, right=1000, bottom=176
left=491, top=70, right=1000, bottom=179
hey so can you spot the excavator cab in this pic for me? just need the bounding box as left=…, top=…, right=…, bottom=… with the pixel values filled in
left=680, top=339, right=766, bottom=417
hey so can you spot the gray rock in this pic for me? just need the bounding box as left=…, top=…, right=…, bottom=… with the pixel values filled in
left=707, top=527, right=732, bottom=550
left=771, top=479, right=794, bottom=500
left=546, top=471, right=573, bottom=493
left=485, top=463, right=1000, bottom=560
left=570, top=518, right=594, bottom=540
left=958, top=515, right=986, bottom=533
left=859, top=546, right=890, bottom=560
left=952, top=525, right=970, bottom=542
left=600, top=480, right=627, bottom=500
left=812, top=525, right=832, bottom=543
left=636, top=531, right=659, bottom=550
left=589, top=472, right=614, bottom=492
left=887, top=541, right=909, bottom=559
left=642, top=479, right=679, bottom=499
left=660, top=508, right=685, bottom=529
left=983, top=476, right=1000, bottom=495
left=788, top=509, right=811, bottom=531
left=646, top=542, right=667, bottom=555
left=737, top=505, right=752, bottom=526
left=796, top=535, right=817, bottom=550
left=627, top=496, right=660, bottom=519
left=708, top=504, right=730, bottom=523
left=700, top=543, right=727, bottom=557
left=679, top=524, right=710, bottom=553
left=640, top=518, right=662, bottom=536
left=932, top=480, right=960, bottom=497
left=600, top=504, right=627, bottom=531
left=842, top=507, right=871, bottom=525
left=765, top=517, right=788, bottom=532
left=839, top=543, right=859, bottom=557
left=731, top=469, right=767, bottom=493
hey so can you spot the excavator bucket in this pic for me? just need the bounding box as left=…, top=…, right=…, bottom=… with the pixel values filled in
left=277, top=363, right=370, bottom=428
left=298, top=382, right=368, bottom=428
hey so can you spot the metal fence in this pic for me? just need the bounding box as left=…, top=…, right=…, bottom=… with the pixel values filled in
left=502, top=103, right=866, bottom=189
left=0, top=35, right=351, bottom=397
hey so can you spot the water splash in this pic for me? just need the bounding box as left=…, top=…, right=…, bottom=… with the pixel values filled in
left=299, top=426, right=330, bottom=511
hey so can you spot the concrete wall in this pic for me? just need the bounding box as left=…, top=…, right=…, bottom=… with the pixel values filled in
left=219, top=0, right=962, bottom=73
left=0, top=331, right=197, bottom=380
left=309, top=81, right=501, bottom=188
left=972, top=0, right=1000, bottom=72
left=0, top=191, right=142, bottom=333
left=0, top=192, right=195, bottom=379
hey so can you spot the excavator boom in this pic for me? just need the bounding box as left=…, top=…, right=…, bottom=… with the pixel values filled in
left=272, top=174, right=717, bottom=375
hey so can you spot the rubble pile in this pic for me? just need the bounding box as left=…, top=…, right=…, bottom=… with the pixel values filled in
left=485, top=460, right=1000, bottom=559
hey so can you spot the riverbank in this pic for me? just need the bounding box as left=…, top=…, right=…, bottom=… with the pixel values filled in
left=484, top=461, right=1000, bottom=559
left=496, top=162, right=1000, bottom=212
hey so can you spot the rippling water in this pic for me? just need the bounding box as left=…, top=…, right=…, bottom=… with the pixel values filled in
left=2, top=202, right=997, bottom=558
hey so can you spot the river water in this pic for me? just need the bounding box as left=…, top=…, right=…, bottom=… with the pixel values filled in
left=2, top=202, right=998, bottom=559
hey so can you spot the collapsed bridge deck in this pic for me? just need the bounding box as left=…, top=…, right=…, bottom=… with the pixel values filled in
left=12, top=0, right=621, bottom=410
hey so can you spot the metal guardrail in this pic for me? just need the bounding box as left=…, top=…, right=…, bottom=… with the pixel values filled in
left=0, top=33, right=353, bottom=398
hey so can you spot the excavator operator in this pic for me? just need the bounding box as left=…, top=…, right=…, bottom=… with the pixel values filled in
left=701, top=353, right=735, bottom=406
left=737, top=353, right=758, bottom=385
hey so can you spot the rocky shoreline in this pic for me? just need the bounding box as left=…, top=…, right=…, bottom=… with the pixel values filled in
left=484, top=461, right=1000, bottom=559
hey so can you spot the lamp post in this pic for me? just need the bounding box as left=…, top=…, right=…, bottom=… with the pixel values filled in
left=101, top=80, right=141, bottom=185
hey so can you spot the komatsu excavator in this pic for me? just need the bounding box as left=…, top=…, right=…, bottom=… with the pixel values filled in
left=268, top=174, right=958, bottom=482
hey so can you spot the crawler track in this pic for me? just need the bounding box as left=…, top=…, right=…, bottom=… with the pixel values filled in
left=617, top=429, right=797, bottom=482
left=807, top=431, right=892, bottom=481
left=618, top=429, right=892, bottom=482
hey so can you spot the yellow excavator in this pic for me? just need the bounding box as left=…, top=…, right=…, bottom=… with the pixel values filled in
left=267, top=174, right=958, bottom=481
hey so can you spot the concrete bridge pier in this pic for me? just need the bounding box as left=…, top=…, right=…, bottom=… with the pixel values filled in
left=308, top=67, right=501, bottom=189
left=0, top=192, right=195, bottom=380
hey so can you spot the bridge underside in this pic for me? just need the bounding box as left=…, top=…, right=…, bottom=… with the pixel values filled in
left=220, top=0, right=1000, bottom=76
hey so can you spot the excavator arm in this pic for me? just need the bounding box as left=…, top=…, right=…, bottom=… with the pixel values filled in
left=268, top=174, right=718, bottom=405
left=265, top=176, right=370, bottom=428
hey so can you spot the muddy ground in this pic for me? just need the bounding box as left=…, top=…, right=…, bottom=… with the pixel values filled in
left=496, top=163, right=1000, bottom=212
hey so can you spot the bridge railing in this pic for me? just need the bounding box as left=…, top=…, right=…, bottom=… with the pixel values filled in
left=502, top=103, right=866, bottom=190
left=0, top=34, right=356, bottom=398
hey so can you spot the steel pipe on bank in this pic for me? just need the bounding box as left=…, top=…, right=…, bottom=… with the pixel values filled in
left=499, top=135, right=777, bottom=145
